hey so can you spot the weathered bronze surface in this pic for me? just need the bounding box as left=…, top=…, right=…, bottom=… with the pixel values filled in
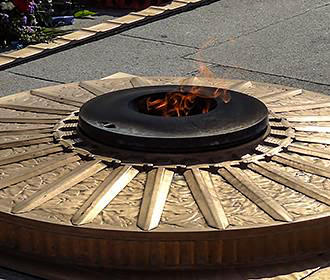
left=0, top=75, right=330, bottom=271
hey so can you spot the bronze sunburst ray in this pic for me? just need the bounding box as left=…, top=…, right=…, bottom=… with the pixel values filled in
left=259, top=89, right=303, bottom=103
left=0, top=154, right=80, bottom=190
left=268, top=119, right=289, bottom=128
left=218, top=165, right=293, bottom=222
left=271, top=153, right=330, bottom=179
left=30, top=89, right=84, bottom=108
left=293, top=125, right=330, bottom=133
left=0, top=144, right=63, bottom=167
left=0, top=103, right=73, bottom=115
left=79, top=81, right=113, bottom=96
left=250, top=89, right=285, bottom=99
left=269, top=102, right=330, bottom=113
left=226, top=81, right=253, bottom=92
left=269, top=129, right=290, bottom=137
left=255, top=142, right=330, bottom=179
left=12, top=159, right=107, bottom=214
left=0, top=135, right=53, bottom=149
left=287, top=144, right=330, bottom=160
left=284, top=115, right=330, bottom=122
left=294, top=134, right=330, bottom=145
left=137, top=167, right=174, bottom=231
left=184, top=168, right=229, bottom=230
left=0, top=127, right=53, bottom=136
left=72, top=165, right=139, bottom=226
left=248, top=161, right=330, bottom=206
left=129, top=76, right=154, bottom=87
left=0, top=117, right=61, bottom=124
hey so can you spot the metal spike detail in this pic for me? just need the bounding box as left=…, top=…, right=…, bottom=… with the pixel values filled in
left=0, top=154, right=80, bottom=190
left=288, top=144, right=330, bottom=160
left=0, top=103, right=72, bottom=115
left=130, top=77, right=153, bottom=87
left=79, top=81, right=109, bottom=96
left=294, top=134, right=330, bottom=145
left=293, top=125, right=330, bottom=133
left=270, top=102, right=330, bottom=113
left=0, top=135, right=53, bottom=150
left=0, top=127, right=53, bottom=136
left=0, top=144, right=63, bottom=167
left=260, top=89, right=303, bottom=103
left=272, top=153, right=330, bottom=179
left=12, top=160, right=107, bottom=214
left=30, top=89, right=84, bottom=107
left=248, top=161, right=330, bottom=206
left=184, top=168, right=229, bottom=230
left=284, top=115, right=330, bottom=122
left=137, top=168, right=174, bottom=231
left=218, top=165, right=293, bottom=222
left=0, top=117, right=61, bottom=124
left=71, top=165, right=139, bottom=225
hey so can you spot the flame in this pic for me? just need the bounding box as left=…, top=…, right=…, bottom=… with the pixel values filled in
left=146, top=87, right=229, bottom=117
left=146, top=38, right=231, bottom=117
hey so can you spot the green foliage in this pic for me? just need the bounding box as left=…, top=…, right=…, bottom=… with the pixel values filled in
left=0, top=0, right=53, bottom=48
left=73, top=9, right=96, bottom=18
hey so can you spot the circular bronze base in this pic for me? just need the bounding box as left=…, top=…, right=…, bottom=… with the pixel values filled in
left=0, top=75, right=329, bottom=271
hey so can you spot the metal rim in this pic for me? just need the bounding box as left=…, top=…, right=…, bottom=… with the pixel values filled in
left=78, top=85, right=269, bottom=152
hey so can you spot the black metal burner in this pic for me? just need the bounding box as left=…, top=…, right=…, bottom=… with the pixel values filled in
left=78, top=85, right=268, bottom=153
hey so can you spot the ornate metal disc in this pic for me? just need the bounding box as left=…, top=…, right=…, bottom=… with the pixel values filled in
left=0, top=74, right=330, bottom=270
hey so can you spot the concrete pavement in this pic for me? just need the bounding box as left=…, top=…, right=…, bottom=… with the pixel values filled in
left=1, top=0, right=329, bottom=96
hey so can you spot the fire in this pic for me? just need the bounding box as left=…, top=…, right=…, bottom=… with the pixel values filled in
left=146, top=38, right=231, bottom=117
left=146, top=86, right=229, bottom=117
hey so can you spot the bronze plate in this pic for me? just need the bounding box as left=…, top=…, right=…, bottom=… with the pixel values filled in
left=0, top=75, right=329, bottom=270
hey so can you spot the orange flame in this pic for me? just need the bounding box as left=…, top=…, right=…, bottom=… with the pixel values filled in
left=146, top=38, right=231, bottom=117
left=146, top=87, right=229, bottom=117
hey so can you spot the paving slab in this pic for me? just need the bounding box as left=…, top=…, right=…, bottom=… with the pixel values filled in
left=206, top=63, right=330, bottom=95
left=1, top=0, right=328, bottom=96
left=0, top=71, right=59, bottom=97
left=123, top=0, right=330, bottom=48
left=186, top=4, right=330, bottom=86
left=2, top=35, right=195, bottom=88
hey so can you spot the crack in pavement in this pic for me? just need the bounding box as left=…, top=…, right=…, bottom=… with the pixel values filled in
left=119, top=34, right=198, bottom=49
left=182, top=58, right=330, bottom=95
left=184, top=57, right=330, bottom=87
left=6, top=71, right=65, bottom=84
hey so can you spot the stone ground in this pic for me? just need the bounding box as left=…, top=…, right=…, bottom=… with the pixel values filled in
left=53, top=7, right=129, bottom=31
left=0, top=0, right=329, bottom=279
left=0, top=0, right=329, bottom=97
